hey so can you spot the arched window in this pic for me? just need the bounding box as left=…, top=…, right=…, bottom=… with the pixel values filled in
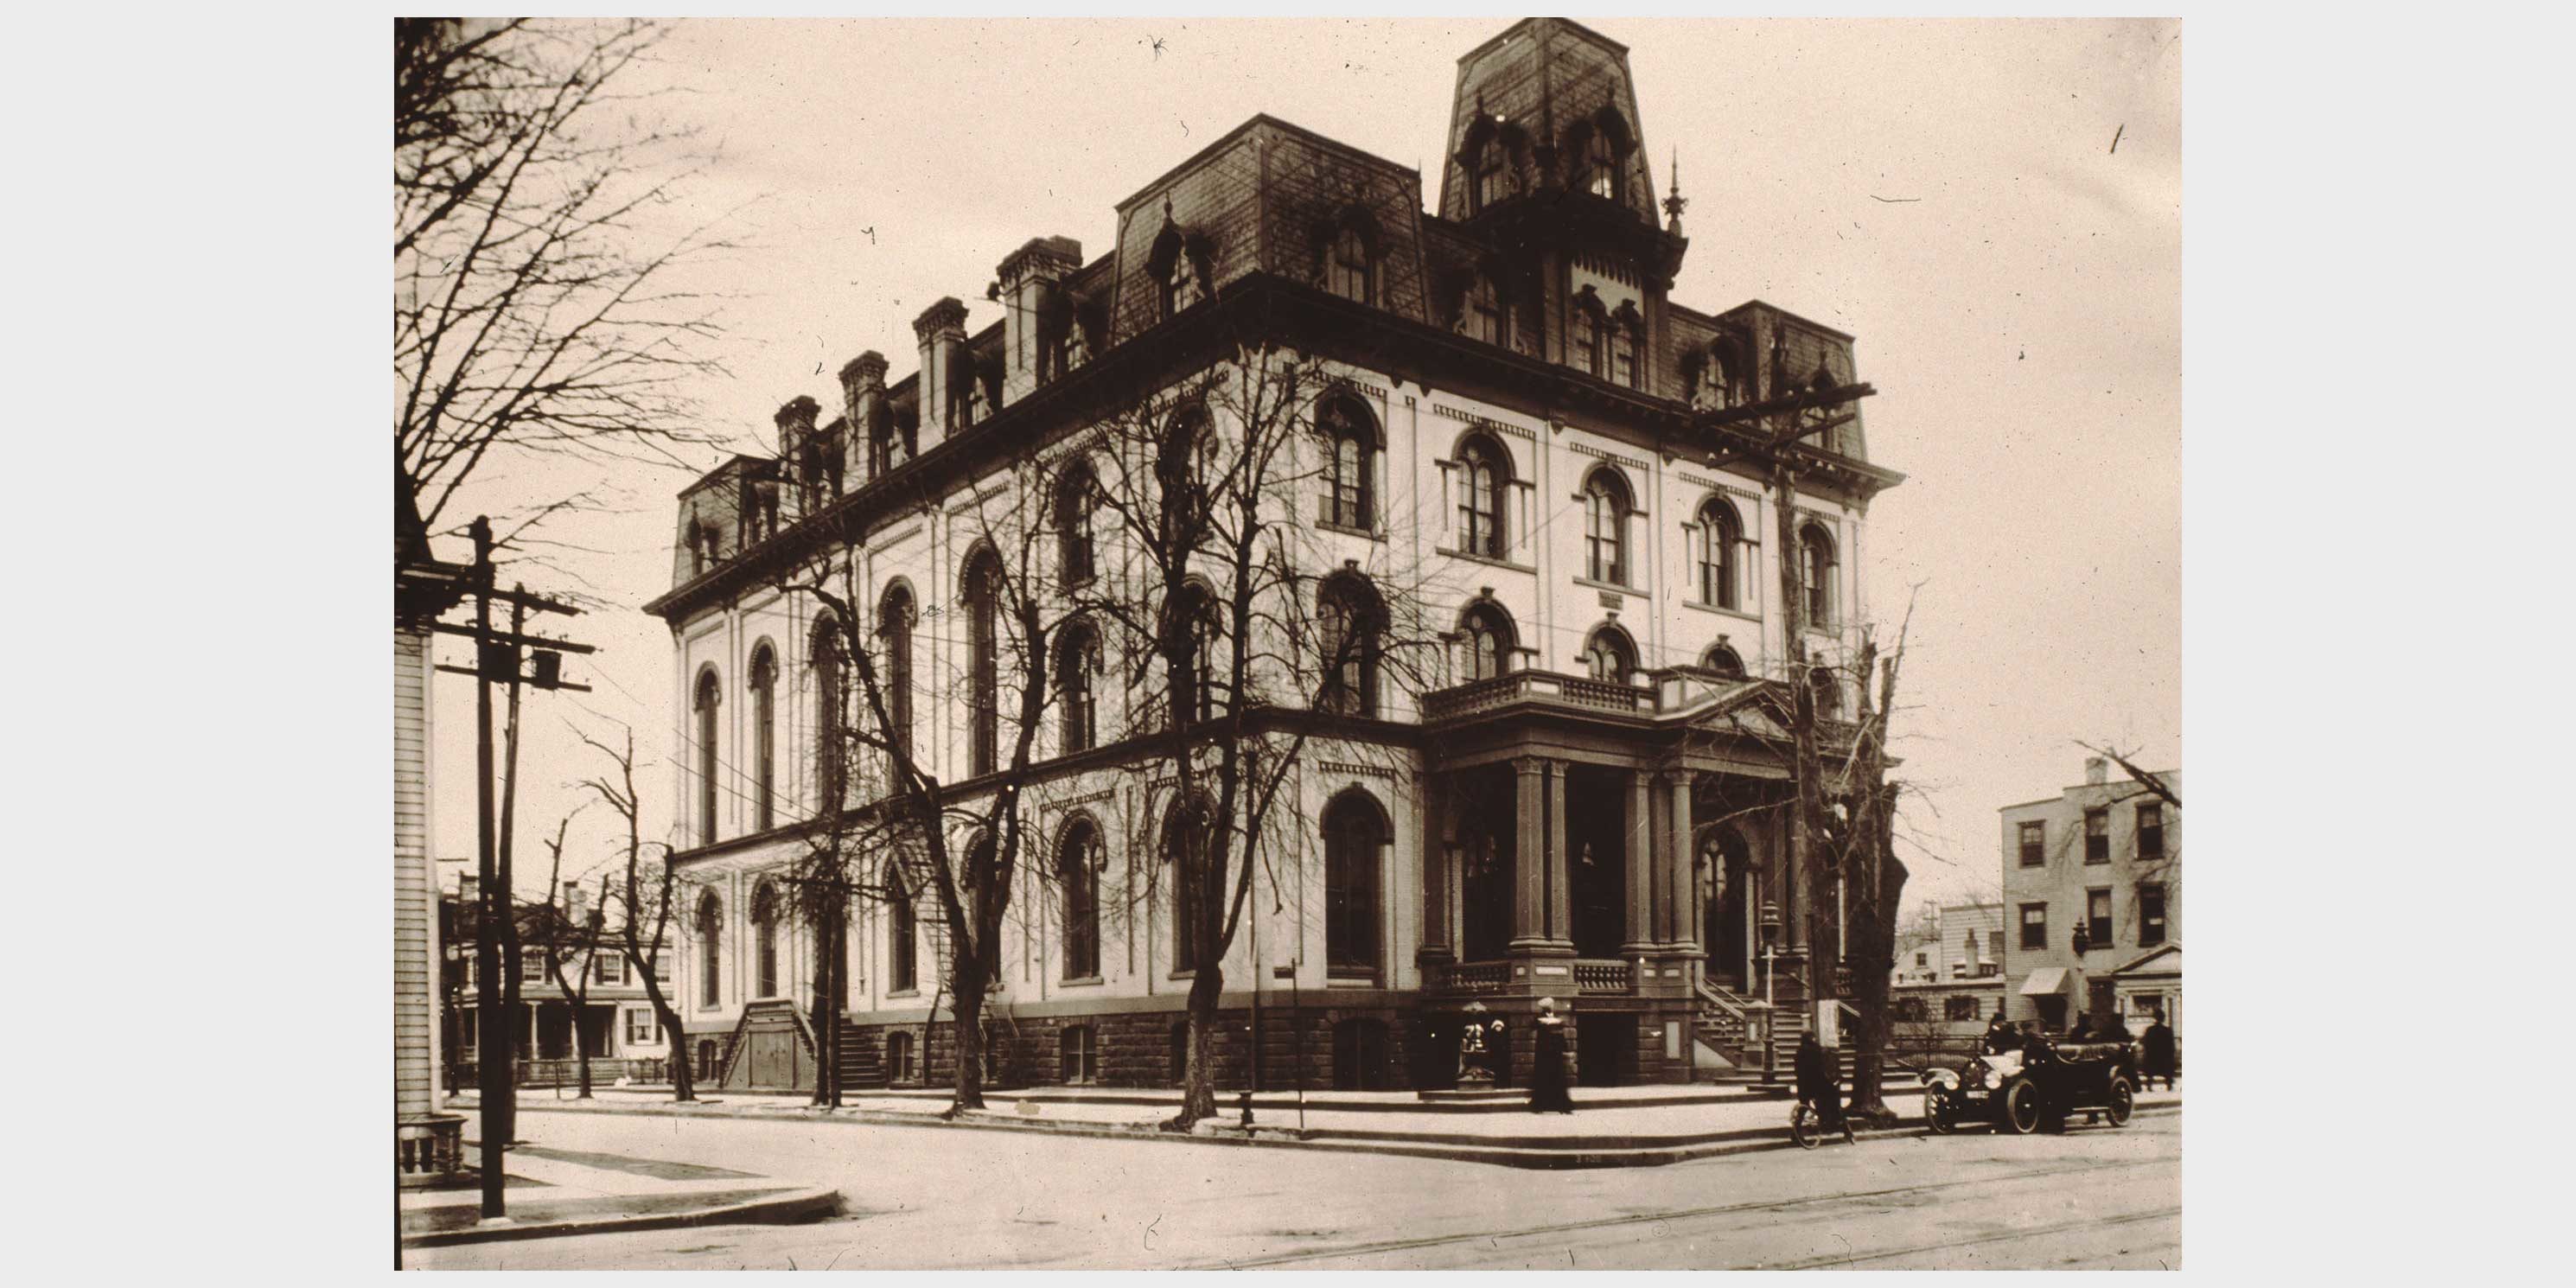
left=1461, top=602, right=1517, bottom=682
left=1170, top=581, right=1221, bottom=727
left=1323, top=793, right=1386, bottom=979
left=1703, top=642, right=1746, bottom=679
left=1320, top=394, right=1376, bottom=530
left=1808, top=665, right=1843, bottom=719
left=963, top=549, right=1002, bottom=776
left=1327, top=223, right=1374, bottom=304
left=694, top=891, right=723, bottom=1007
left=1695, top=498, right=1742, bottom=609
left=692, top=669, right=721, bottom=846
left=877, top=583, right=914, bottom=760
left=1317, top=574, right=1385, bottom=717
left=1474, top=135, right=1508, bottom=211
left=885, top=862, right=917, bottom=992
left=1464, top=272, right=1504, bottom=344
left=1800, top=523, right=1839, bottom=628
left=1055, top=462, right=1097, bottom=587
left=1583, top=469, right=1631, bottom=585
left=1584, top=128, right=1619, bottom=200
left=808, top=619, right=844, bottom=809
left=1155, top=225, right=1203, bottom=320
left=1571, top=302, right=1603, bottom=377
left=750, top=879, right=782, bottom=998
left=1057, top=819, right=1100, bottom=980
left=1055, top=621, right=1098, bottom=755
left=1166, top=798, right=1210, bottom=973
left=1609, top=314, right=1639, bottom=389
left=685, top=520, right=711, bottom=578
left=1583, top=625, right=1637, bottom=684
left=1058, top=1025, right=1096, bottom=1084
left=1457, top=434, right=1509, bottom=558
left=749, top=644, right=777, bottom=830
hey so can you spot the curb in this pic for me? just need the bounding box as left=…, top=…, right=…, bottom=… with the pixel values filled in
left=401, top=1185, right=841, bottom=1248
left=475, top=1095, right=2176, bottom=1172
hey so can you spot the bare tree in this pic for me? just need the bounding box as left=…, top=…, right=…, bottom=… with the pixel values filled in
left=580, top=724, right=696, bottom=1102
left=1065, top=341, right=1441, bottom=1129
left=395, top=17, right=733, bottom=542
left=528, top=817, right=606, bottom=1098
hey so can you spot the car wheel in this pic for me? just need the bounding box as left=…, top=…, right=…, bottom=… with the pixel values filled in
left=2001, top=1081, right=2044, bottom=1135
left=2105, top=1076, right=2134, bottom=1127
left=1925, top=1088, right=1957, bottom=1135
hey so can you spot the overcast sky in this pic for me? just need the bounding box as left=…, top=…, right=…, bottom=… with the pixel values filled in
left=429, top=16, right=2182, bottom=918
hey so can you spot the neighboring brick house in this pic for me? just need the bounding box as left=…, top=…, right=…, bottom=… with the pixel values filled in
left=1999, top=758, right=2180, bottom=1036
left=646, top=17, right=1904, bottom=1094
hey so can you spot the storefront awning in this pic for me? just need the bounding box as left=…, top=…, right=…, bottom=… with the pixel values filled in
left=2020, top=966, right=2075, bottom=997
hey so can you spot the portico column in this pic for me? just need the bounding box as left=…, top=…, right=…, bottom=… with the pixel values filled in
left=1509, top=758, right=1548, bottom=950
left=1668, top=773, right=1698, bottom=953
left=1622, top=769, right=1655, bottom=956
left=1418, top=774, right=1453, bottom=965
left=1545, top=762, right=1572, bottom=948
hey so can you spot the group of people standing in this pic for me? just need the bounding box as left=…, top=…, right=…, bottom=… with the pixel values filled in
left=1980, top=1011, right=2178, bottom=1090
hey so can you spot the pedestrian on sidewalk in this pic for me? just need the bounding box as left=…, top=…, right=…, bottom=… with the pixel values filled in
left=1527, top=1000, right=1574, bottom=1113
left=1795, top=1031, right=1846, bottom=1138
left=2139, top=1011, right=2178, bottom=1091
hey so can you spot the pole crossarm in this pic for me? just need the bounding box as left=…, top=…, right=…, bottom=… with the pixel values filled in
left=428, top=621, right=598, bottom=654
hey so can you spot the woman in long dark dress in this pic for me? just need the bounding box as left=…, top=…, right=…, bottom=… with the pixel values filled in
left=2139, top=1011, right=2178, bottom=1090
left=1527, top=1000, right=1575, bottom=1113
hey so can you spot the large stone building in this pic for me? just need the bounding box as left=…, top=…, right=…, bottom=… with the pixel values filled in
left=644, top=17, right=1903, bottom=1092
left=1999, top=758, right=2181, bottom=1036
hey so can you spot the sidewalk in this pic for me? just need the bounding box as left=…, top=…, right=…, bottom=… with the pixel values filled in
left=449, top=1078, right=2179, bottom=1171
left=399, top=1138, right=838, bottom=1247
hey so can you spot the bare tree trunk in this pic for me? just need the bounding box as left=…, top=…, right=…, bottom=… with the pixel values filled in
left=1171, top=966, right=1225, bottom=1128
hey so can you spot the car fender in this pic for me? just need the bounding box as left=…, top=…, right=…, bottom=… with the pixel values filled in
left=1922, top=1068, right=1961, bottom=1091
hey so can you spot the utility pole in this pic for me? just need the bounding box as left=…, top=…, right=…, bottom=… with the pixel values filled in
left=440, top=519, right=596, bottom=1223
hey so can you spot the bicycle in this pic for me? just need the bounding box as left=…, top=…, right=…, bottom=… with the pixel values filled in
left=1791, top=1097, right=1855, bottom=1149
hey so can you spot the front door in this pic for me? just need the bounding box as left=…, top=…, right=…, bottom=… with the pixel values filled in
left=1704, top=826, right=1752, bottom=988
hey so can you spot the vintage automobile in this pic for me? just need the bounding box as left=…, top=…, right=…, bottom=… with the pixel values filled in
left=1922, top=1041, right=2138, bottom=1134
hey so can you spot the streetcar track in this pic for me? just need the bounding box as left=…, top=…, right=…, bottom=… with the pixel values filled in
left=1189, top=1156, right=2170, bottom=1270
left=1749, top=1205, right=2182, bottom=1270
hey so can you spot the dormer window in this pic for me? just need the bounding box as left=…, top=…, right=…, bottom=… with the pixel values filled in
left=1584, top=130, right=1618, bottom=200
left=1327, top=223, right=1374, bottom=305
left=1474, top=136, right=1508, bottom=211
left=1465, top=273, right=1503, bottom=345
left=1609, top=314, right=1639, bottom=389
left=1571, top=302, right=1603, bottom=378
left=1160, top=253, right=1202, bottom=318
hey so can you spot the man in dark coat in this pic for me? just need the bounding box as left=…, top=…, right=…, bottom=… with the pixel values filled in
left=1983, top=1016, right=2022, bottom=1055
left=2139, top=1011, right=2178, bottom=1090
left=1795, top=1032, right=1847, bottom=1138
left=1527, top=1000, right=1574, bottom=1113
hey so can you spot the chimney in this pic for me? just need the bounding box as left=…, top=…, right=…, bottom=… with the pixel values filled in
left=775, top=395, right=819, bottom=459
left=564, top=882, right=590, bottom=927
left=2084, top=756, right=2107, bottom=786
left=998, top=237, right=1082, bottom=402
left=913, top=296, right=969, bottom=451
left=838, top=351, right=889, bottom=480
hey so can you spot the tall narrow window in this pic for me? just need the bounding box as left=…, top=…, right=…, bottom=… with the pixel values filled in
left=695, top=891, right=723, bottom=1008
left=1800, top=523, right=1839, bottom=628
left=1159, top=250, right=1202, bottom=318
left=693, top=670, right=721, bottom=847
left=2018, top=820, right=2047, bottom=868
left=1056, top=622, right=1097, bottom=755
left=2085, top=808, right=2111, bottom=864
left=1327, top=224, right=1374, bottom=303
left=2138, top=883, right=2167, bottom=946
left=1457, top=435, right=1508, bottom=558
left=1320, top=395, right=1375, bottom=530
left=1323, top=794, right=1386, bottom=979
left=751, top=880, right=781, bottom=998
left=1473, top=137, right=1508, bottom=211
left=877, top=583, right=914, bottom=761
left=749, top=645, right=776, bottom=830
left=809, top=620, right=844, bottom=809
left=2137, top=803, right=2165, bottom=859
left=1696, top=498, right=1741, bottom=608
left=886, top=863, right=916, bottom=992
left=1170, top=583, right=1221, bottom=727
left=1571, top=304, right=1602, bottom=377
left=1465, top=273, right=1503, bottom=343
left=964, top=551, right=1001, bottom=776
left=1317, top=575, right=1383, bottom=717
left=2020, top=902, right=2048, bottom=951
left=1584, top=469, right=1630, bottom=584
left=1168, top=800, right=1208, bottom=973
left=1584, top=129, right=1619, bottom=200
left=1583, top=625, right=1636, bottom=683
left=2086, top=888, right=2114, bottom=950
left=1058, top=819, right=1100, bottom=980
left=1609, top=317, right=1638, bottom=388
left=1055, top=463, right=1096, bottom=587
left=1462, top=603, right=1516, bottom=682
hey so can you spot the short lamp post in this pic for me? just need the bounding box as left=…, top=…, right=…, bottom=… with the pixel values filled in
left=1757, top=901, right=1783, bottom=1086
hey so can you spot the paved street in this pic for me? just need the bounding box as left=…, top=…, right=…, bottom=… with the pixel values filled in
left=412, top=1104, right=2180, bottom=1270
